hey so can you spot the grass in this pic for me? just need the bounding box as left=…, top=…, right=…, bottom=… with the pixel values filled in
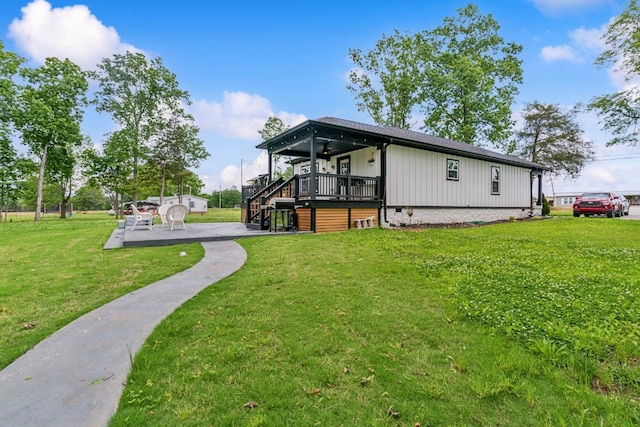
left=3, top=211, right=640, bottom=425
left=0, top=208, right=237, bottom=367
left=109, top=216, right=640, bottom=426
left=1, top=207, right=241, bottom=223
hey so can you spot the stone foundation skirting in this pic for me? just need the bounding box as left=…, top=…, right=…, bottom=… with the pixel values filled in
left=383, top=206, right=542, bottom=227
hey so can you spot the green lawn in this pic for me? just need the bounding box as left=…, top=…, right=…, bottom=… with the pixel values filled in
left=2, top=213, right=640, bottom=425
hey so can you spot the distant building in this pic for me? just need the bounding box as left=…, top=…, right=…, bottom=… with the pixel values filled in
left=549, top=191, right=640, bottom=207
left=145, top=195, right=208, bottom=214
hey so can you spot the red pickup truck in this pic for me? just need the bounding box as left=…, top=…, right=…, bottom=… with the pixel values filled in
left=572, top=192, right=622, bottom=218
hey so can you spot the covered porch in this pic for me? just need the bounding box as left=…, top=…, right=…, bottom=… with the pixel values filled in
left=242, top=119, right=387, bottom=232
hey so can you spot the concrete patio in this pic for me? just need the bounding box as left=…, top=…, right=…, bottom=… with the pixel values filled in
left=104, top=221, right=303, bottom=249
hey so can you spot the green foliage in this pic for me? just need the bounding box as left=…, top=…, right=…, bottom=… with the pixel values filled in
left=149, top=115, right=209, bottom=201
left=347, top=4, right=523, bottom=147
left=258, top=116, right=288, bottom=141
left=348, top=30, right=425, bottom=128
left=208, top=187, right=241, bottom=208
left=511, top=101, right=594, bottom=179
left=0, top=218, right=203, bottom=369
left=82, top=132, right=133, bottom=216
left=588, top=0, right=640, bottom=146
left=71, top=183, right=109, bottom=210
left=542, top=193, right=550, bottom=216
left=258, top=116, right=292, bottom=180
left=109, top=219, right=640, bottom=425
left=420, top=4, right=523, bottom=146
left=15, top=57, right=88, bottom=221
left=0, top=40, right=25, bottom=133
left=90, top=52, right=194, bottom=204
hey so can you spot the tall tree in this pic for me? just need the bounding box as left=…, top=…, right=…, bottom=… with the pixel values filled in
left=82, top=131, right=133, bottom=218
left=0, top=40, right=24, bottom=142
left=47, top=137, right=90, bottom=218
left=72, top=182, right=108, bottom=211
left=0, top=41, right=26, bottom=221
left=258, top=116, right=292, bottom=179
left=0, top=142, right=34, bottom=221
left=346, top=4, right=523, bottom=147
left=420, top=4, right=523, bottom=146
left=89, top=52, right=191, bottom=204
left=347, top=31, right=425, bottom=128
left=150, top=115, right=208, bottom=204
left=209, top=187, right=241, bottom=209
left=588, top=0, right=640, bottom=146
left=15, top=57, right=88, bottom=221
left=511, top=102, right=594, bottom=184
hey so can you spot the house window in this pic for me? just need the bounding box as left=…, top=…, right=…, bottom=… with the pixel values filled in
left=189, top=201, right=195, bottom=209
left=447, top=159, right=459, bottom=180
left=299, top=162, right=318, bottom=175
left=491, top=166, right=500, bottom=195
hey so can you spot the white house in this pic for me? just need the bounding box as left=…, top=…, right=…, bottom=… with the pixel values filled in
left=145, top=195, right=208, bottom=214
left=244, top=117, right=546, bottom=232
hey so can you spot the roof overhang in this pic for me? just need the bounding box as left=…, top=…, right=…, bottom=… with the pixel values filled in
left=257, top=117, right=548, bottom=171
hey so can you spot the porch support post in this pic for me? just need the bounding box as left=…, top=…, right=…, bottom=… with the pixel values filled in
left=268, top=152, right=273, bottom=183
left=310, top=132, right=317, bottom=200
left=382, top=141, right=389, bottom=224
left=537, top=170, right=543, bottom=206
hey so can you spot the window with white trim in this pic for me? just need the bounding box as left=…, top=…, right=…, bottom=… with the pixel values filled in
left=491, top=166, right=500, bottom=195
left=447, top=159, right=459, bottom=180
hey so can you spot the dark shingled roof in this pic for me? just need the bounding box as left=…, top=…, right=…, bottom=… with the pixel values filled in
left=257, top=116, right=547, bottom=171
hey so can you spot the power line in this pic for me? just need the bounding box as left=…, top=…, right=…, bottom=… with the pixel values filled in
left=590, top=153, right=640, bottom=162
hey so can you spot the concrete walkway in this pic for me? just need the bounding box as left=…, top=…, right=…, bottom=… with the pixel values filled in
left=0, top=240, right=247, bottom=427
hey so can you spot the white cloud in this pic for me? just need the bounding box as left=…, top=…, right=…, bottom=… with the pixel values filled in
left=190, top=91, right=307, bottom=191
left=548, top=109, right=640, bottom=193
left=569, top=27, right=605, bottom=53
left=212, top=151, right=269, bottom=190
left=532, top=0, right=614, bottom=16
left=191, top=91, right=306, bottom=140
left=540, top=24, right=606, bottom=64
left=7, top=0, right=138, bottom=69
left=540, top=44, right=581, bottom=62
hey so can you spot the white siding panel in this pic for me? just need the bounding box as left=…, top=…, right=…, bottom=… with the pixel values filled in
left=387, top=145, right=532, bottom=207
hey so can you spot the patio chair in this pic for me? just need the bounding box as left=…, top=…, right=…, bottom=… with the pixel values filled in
left=157, top=204, right=170, bottom=228
left=130, top=204, right=153, bottom=231
left=166, top=204, right=188, bottom=230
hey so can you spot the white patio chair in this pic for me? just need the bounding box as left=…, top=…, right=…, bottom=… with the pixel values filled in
left=157, top=204, right=170, bottom=228
left=130, top=204, right=153, bottom=230
left=166, top=204, right=188, bottom=230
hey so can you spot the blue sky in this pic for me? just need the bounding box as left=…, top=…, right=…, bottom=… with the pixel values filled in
left=1, top=0, right=638, bottom=195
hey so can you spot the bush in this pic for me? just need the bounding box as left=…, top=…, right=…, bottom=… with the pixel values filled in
left=542, top=193, right=551, bottom=216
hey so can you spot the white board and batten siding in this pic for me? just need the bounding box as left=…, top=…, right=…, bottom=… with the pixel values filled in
left=385, top=145, right=536, bottom=225
left=293, top=148, right=379, bottom=177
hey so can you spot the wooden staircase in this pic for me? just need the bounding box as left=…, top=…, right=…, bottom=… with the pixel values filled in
left=245, top=176, right=296, bottom=230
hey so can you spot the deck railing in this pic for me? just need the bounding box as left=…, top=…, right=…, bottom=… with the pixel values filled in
left=296, top=173, right=380, bottom=201
left=244, top=178, right=283, bottom=226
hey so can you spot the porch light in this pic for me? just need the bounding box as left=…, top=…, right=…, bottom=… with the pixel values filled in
left=322, top=143, right=329, bottom=155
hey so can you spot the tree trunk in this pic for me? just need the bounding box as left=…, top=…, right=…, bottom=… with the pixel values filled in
left=160, top=162, right=166, bottom=205
left=34, top=143, right=49, bottom=222
left=132, top=150, right=138, bottom=205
